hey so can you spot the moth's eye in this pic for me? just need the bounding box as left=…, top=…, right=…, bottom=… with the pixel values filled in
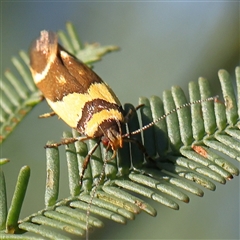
left=101, top=136, right=109, bottom=147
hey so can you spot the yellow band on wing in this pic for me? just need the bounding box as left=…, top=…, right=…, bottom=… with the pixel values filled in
left=46, top=82, right=122, bottom=128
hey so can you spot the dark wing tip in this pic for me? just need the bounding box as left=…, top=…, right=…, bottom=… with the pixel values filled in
left=29, top=30, right=58, bottom=73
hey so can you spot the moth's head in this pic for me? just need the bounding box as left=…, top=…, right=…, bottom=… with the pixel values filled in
left=100, top=118, right=123, bottom=159
left=101, top=128, right=123, bottom=151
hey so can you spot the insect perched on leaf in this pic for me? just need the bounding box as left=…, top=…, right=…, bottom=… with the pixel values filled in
left=30, top=30, right=131, bottom=180
left=29, top=30, right=217, bottom=239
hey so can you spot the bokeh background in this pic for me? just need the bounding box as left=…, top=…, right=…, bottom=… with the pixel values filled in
left=1, top=2, right=239, bottom=239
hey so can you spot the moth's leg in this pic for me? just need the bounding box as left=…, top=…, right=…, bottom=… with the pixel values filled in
left=45, top=136, right=101, bottom=186
left=39, top=112, right=56, bottom=118
left=44, top=136, right=90, bottom=148
left=127, top=137, right=151, bottom=160
left=79, top=140, right=101, bottom=185
left=124, top=104, right=145, bottom=123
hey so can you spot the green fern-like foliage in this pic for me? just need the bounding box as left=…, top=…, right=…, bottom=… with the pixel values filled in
left=0, top=22, right=239, bottom=239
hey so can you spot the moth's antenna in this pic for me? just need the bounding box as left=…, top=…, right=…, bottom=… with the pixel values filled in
left=85, top=147, right=109, bottom=240
left=123, top=96, right=218, bottom=138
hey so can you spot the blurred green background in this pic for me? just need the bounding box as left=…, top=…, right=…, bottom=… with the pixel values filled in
left=1, top=2, right=239, bottom=239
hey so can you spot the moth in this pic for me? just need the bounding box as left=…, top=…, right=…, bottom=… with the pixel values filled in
left=30, top=31, right=135, bottom=181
